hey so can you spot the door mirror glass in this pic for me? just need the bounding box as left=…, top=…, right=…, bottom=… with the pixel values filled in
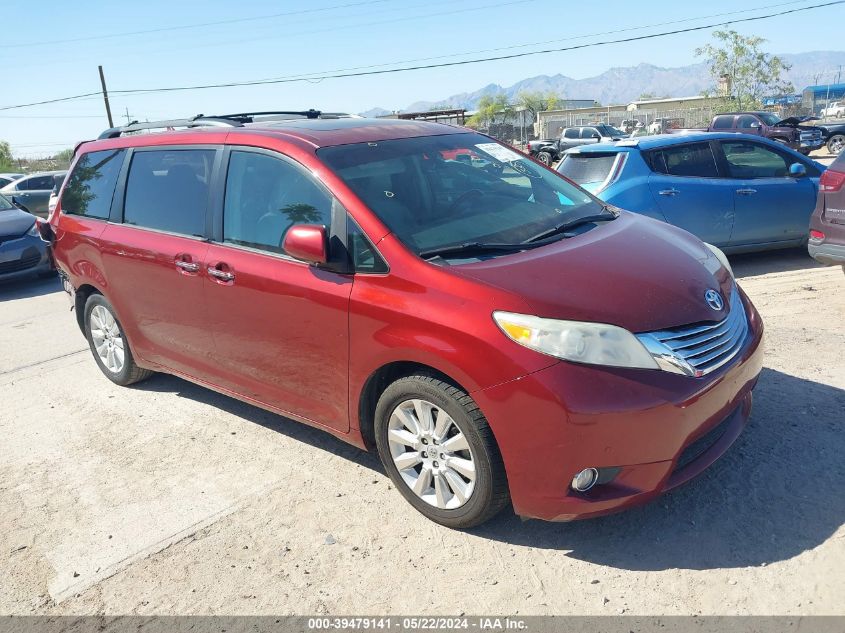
left=789, top=163, right=807, bottom=178
left=282, top=224, right=328, bottom=264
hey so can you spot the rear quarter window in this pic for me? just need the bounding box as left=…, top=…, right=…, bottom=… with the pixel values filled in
left=62, top=150, right=124, bottom=219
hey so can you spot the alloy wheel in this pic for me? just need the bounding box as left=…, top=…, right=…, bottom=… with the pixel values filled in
left=387, top=399, right=476, bottom=509
left=89, top=305, right=125, bottom=374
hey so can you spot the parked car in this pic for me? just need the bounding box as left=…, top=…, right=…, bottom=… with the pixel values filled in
left=0, top=194, right=52, bottom=281
left=647, top=118, right=685, bottom=134
left=816, top=122, right=845, bottom=155
left=47, top=114, right=764, bottom=528
left=808, top=150, right=845, bottom=272
left=557, top=133, right=824, bottom=252
left=821, top=101, right=845, bottom=118
left=0, top=171, right=66, bottom=218
left=528, top=124, right=626, bottom=165
left=705, top=112, right=824, bottom=155
left=0, top=173, right=24, bottom=188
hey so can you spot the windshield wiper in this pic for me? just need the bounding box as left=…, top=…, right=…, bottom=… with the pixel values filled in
left=522, top=209, right=618, bottom=244
left=419, top=241, right=529, bottom=260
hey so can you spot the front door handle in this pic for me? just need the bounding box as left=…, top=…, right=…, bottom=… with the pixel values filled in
left=175, top=260, right=199, bottom=272
left=207, top=266, right=235, bottom=282
left=736, top=188, right=757, bottom=195
left=658, top=188, right=680, bottom=196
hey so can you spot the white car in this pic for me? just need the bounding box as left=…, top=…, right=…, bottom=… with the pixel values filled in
left=822, top=102, right=845, bottom=118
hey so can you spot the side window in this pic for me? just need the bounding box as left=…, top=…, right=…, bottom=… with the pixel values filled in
left=123, top=149, right=214, bottom=237
left=563, top=128, right=580, bottom=139
left=736, top=115, right=759, bottom=130
left=62, top=150, right=124, bottom=219
left=652, top=143, right=719, bottom=178
left=712, top=115, right=735, bottom=130
left=16, top=177, right=34, bottom=191
left=26, top=175, right=54, bottom=190
left=721, top=141, right=789, bottom=178
left=348, top=217, right=387, bottom=273
left=581, top=127, right=600, bottom=139
left=223, top=150, right=332, bottom=255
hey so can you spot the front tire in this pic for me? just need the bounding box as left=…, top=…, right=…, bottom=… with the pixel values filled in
left=374, top=375, right=509, bottom=528
left=828, top=134, right=845, bottom=155
left=84, top=294, right=153, bottom=386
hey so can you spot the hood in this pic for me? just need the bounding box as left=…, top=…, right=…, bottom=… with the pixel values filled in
left=776, top=115, right=819, bottom=127
left=450, top=213, right=734, bottom=333
left=0, top=208, right=36, bottom=238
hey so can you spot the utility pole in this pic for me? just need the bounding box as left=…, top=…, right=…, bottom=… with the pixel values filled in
left=98, top=65, right=114, bottom=128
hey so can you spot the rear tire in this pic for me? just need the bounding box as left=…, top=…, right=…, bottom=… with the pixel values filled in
left=84, top=294, right=153, bottom=386
left=374, top=374, right=509, bottom=528
left=536, top=151, right=553, bottom=166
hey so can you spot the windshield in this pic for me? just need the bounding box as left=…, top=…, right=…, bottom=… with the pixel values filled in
left=0, top=194, right=15, bottom=211
left=318, top=133, right=604, bottom=258
left=759, top=112, right=781, bottom=126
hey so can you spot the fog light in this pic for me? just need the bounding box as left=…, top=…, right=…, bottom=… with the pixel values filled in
left=571, top=468, right=599, bottom=492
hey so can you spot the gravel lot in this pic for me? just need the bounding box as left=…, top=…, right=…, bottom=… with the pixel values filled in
left=2, top=152, right=843, bottom=616
left=1, top=248, right=842, bottom=616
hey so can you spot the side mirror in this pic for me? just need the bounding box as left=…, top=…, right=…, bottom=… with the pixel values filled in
left=282, top=224, right=328, bottom=265
left=36, top=218, right=55, bottom=243
left=789, top=163, right=807, bottom=178
left=11, top=196, right=30, bottom=214
left=750, top=122, right=761, bottom=129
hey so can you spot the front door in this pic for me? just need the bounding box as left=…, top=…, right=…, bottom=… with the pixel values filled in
left=99, top=147, right=218, bottom=377
left=203, top=148, right=352, bottom=432
left=646, top=141, right=735, bottom=246
left=718, top=140, right=818, bottom=247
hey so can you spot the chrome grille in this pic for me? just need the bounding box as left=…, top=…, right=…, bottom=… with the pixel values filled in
left=638, top=288, right=749, bottom=377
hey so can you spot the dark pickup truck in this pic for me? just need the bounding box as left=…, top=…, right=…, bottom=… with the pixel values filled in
left=704, top=112, right=824, bottom=154
left=527, top=124, right=626, bottom=165
left=817, top=121, right=845, bottom=155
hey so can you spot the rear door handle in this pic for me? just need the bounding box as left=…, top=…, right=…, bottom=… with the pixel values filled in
left=658, top=188, right=680, bottom=196
left=736, top=188, right=757, bottom=195
left=207, top=266, right=235, bottom=282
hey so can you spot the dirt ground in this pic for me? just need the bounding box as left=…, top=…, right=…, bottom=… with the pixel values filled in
left=2, top=249, right=844, bottom=615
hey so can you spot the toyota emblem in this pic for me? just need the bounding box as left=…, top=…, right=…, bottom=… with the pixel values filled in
left=704, top=289, right=724, bottom=311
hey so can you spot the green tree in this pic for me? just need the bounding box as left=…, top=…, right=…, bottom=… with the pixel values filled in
left=515, top=90, right=561, bottom=124
left=53, top=148, right=75, bottom=169
left=696, top=30, right=793, bottom=111
left=466, top=92, right=512, bottom=130
left=0, top=141, right=14, bottom=171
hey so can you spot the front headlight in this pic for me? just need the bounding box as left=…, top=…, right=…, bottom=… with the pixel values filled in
left=704, top=242, right=734, bottom=278
left=493, top=312, right=659, bottom=370
left=26, top=222, right=39, bottom=237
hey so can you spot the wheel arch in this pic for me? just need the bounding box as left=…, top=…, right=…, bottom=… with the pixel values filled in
left=357, top=361, right=473, bottom=451
left=73, top=283, right=103, bottom=334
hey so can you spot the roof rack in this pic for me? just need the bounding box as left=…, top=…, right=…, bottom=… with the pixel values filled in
left=97, top=109, right=353, bottom=139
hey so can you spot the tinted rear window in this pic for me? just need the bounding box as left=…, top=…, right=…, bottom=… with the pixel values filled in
left=712, top=115, right=735, bottom=130
left=557, top=153, right=618, bottom=185
left=123, top=149, right=214, bottom=237
left=649, top=143, right=719, bottom=178
left=62, top=151, right=123, bottom=219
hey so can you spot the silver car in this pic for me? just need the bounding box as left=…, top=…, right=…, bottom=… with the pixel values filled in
left=0, top=171, right=66, bottom=218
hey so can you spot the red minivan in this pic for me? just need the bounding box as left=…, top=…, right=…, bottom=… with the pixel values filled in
left=47, top=113, right=764, bottom=528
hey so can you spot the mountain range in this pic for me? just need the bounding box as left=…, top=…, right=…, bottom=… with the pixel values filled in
left=361, top=50, right=845, bottom=116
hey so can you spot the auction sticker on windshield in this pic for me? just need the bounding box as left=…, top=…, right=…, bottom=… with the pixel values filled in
left=476, top=143, right=523, bottom=163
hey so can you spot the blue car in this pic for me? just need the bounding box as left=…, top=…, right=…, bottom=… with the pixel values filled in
left=556, top=132, right=826, bottom=253
left=0, top=194, right=53, bottom=282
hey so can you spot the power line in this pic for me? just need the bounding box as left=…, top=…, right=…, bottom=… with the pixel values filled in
left=0, top=0, right=392, bottom=48
left=2, top=0, right=842, bottom=113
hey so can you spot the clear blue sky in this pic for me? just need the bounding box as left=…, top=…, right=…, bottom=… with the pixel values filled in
left=2, top=0, right=843, bottom=157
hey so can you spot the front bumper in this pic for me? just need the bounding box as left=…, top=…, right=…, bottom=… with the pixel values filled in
left=0, top=233, right=51, bottom=281
left=474, top=289, right=765, bottom=521
left=808, top=239, right=845, bottom=266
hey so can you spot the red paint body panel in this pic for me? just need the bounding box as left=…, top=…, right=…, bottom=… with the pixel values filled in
left=51, top=120, right=766, bottom=522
